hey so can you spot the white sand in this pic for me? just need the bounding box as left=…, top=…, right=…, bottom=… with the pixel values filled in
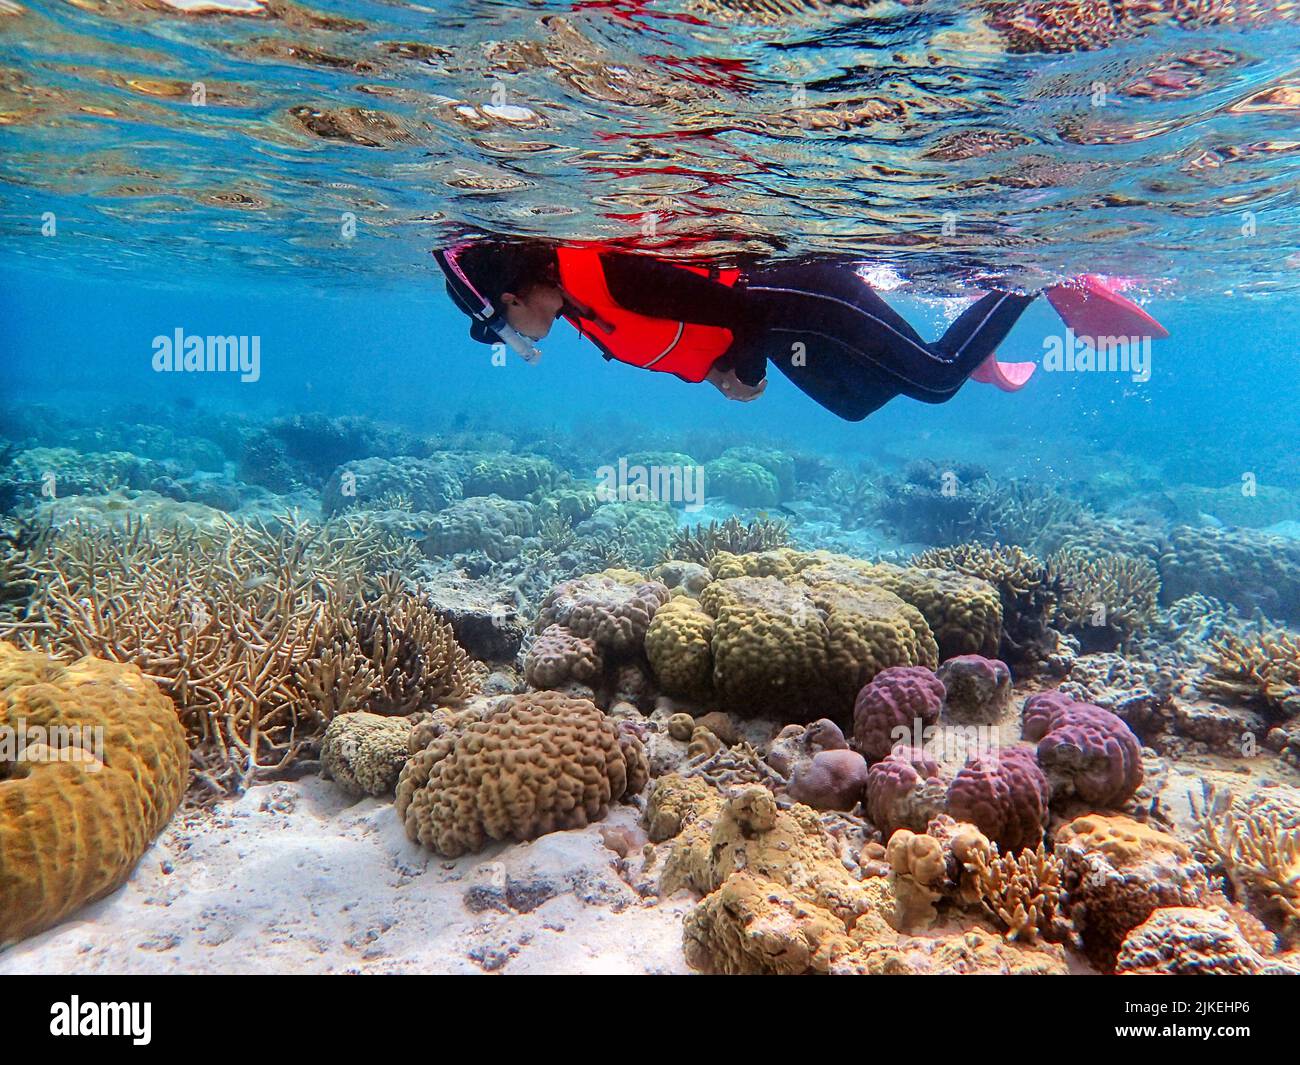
left=0, top=778, right=692, bottom=975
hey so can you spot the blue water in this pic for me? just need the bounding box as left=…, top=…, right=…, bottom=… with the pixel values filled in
left=2, top=0, right=1299, bottom=492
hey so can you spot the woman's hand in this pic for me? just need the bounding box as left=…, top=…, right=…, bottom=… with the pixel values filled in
left=706, top=365, right=767, bottom=402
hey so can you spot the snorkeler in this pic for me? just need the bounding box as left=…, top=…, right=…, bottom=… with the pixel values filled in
left=435, top=241, right=1168, bottom=422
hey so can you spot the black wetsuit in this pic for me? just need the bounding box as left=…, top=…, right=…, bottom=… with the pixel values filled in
left=597, top=252, right=1036, bottom=421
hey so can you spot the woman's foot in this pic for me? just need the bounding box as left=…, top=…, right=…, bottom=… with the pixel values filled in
left=970, top=355, right=1036, bottom=392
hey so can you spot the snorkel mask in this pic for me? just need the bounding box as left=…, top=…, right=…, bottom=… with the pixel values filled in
left=433, top=244, right=543, bottom=364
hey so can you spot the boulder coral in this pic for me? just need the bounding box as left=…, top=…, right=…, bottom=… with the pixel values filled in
left=852, top=665, right=946, bottom=760
left=1116, top=907, right=1289, bottom=976
left=1056, top=813, right=1209, bottom=971
left=319, top=712, right=411, bottom=797
left=865, top=746, right=949, bottom=835
left=945, top=746, right=1050, bottom=852
left=0, top=644, right=189, bottom=947
left=937, top=654, right=1013, bottom=724
left=1023, top=691, right=1143, bottom=807
left=788, top=749, right=870, bottom=812
left=395, top=691, right=648, bottom=857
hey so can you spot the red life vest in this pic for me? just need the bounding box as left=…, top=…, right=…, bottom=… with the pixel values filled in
left=555, top=246, right=740, bottom=383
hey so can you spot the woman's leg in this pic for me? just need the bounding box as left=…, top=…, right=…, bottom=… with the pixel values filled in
left=742, top=261, right=1036, bottom=399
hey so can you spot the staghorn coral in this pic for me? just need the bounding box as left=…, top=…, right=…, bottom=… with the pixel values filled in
left=1056, top=813, right=1209, bottom=971
left=0, top=644, right=189, bottom=947
left=319, top=711, right=412, bottom=797
left=852, top=665, right=946, bottom=761
left=966, top=476, right=1087, bottom=551
left=301, top=577, right=481, bottom=718
left=396, top=691, right=647, bottom=857
left=1049, top=549, right=1160, bottom=651
left=946, top=746, right=1050, bottom=852
left=1022, top=691, right=1143, bottom=807
left=1191, top=781, right=1300, bottom=938
left=965, top=843, right=1068, bottom=944
left=662, top=515, right=792, bottom=566
left=1, top=512, right=421, bottom=795
left=1200, top=627, right=1300, bottom=720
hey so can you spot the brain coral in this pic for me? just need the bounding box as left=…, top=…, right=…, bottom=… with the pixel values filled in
left=523, top=624, right=604, bottom=689
left=423, top=495, right=535, bottom=562
left=852, top=665, right=946, bottom=760
left=320, top=711, right=411, bottom=797
left=537, top=573, right=669, bottom=656
left=395, top=691, right=648, bottom=857
left=1023, top=692, right=1143, bottom=807
left=0, top=644, right=189, bottom=946
left=946, top=746, right=1049, bottom=852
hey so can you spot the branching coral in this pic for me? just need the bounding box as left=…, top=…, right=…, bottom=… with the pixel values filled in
left=1200, top=628, right=1300, bottom=720
left=1049, top=549, right=1160, bottom=651
left=0, top=512, right=424, bottom=795
left=301, top=573, right=480, bottom=718
left=1191, top=781, right=1300, bottom=938
left=662, top=515, right=792, bottom=566
left=965, top=843, right=1068, bottom=944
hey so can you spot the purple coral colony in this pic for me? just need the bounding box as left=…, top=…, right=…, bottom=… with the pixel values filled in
left=1, top=412, right=1298, bottom=979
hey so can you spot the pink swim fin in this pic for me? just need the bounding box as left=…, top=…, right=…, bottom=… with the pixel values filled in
left=970, top=355, right=1036, bottom=392
left=1045, top=274, right=1169, bottom=339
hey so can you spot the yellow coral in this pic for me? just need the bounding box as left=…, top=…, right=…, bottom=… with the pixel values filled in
left=396, top=691, right=648, bottom=857
left=0, top=644, right=189, bottom=947
left=644, top=597, right=715, bottom=695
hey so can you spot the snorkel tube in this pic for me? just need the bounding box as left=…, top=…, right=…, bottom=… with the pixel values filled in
left=433, top=244, right=543, bottom=364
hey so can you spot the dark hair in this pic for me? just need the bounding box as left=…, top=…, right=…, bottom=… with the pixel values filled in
left=455, top=240, right=559, bottom=315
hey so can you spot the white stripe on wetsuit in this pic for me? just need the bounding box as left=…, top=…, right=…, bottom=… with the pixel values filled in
left=746, top=283, right=1010, bottom=364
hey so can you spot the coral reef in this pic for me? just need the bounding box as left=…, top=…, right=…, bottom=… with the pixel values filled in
left=946, top=746, right=1050, bottom=852
left=319, top=711, right=412, bottom=797
left=663, top=515, right=792, bottom=565
left=396, top=692, right=648, bottom=857
left=0, top=644, right=189, bottom=947
left=2, top=513, right=421, bottom=794
left=1049, top=549, right=1159, bottom=651
left=1022, top=692, right=1144, bottom=806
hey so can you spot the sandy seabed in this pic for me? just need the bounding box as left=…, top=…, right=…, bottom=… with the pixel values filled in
left=0, top=778, right=691, bottom=975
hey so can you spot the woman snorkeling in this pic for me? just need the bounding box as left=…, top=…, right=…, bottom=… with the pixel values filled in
left=435, top=240, right=1168, bottom=422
